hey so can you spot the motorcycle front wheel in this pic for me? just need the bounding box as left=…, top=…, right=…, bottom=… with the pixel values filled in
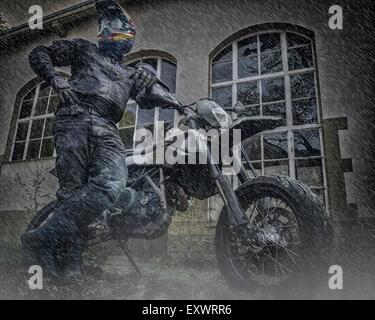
left=215, top=175, right=333, bottom=297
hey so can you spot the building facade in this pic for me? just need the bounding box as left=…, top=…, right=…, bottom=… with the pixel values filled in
left=0, top=0, right=374, bottom=260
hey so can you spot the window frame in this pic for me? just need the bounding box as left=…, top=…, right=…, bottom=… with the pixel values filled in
left=209, top=30, right=329, bottom=212
left=10, top=82, right=57, bottom=162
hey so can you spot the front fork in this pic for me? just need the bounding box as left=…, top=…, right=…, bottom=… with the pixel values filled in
left=210, top=161, right=248, bottom=228
left=186, top=118, right=249, bottom=229
left=182, top=118, right=284, bottom=250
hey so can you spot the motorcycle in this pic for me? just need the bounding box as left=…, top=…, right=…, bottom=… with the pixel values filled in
left=23, top=81, right=333, bottom=293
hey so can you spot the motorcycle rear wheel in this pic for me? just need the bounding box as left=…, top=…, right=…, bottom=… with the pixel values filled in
left=215, top=175, right=333, bottom=297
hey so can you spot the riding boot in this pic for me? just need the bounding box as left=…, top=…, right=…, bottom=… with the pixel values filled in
left=21, top=211, right=80, bottom=280
left=59, top=236, right=86, bottom=283
left=21, top=231, right=60, bottom=279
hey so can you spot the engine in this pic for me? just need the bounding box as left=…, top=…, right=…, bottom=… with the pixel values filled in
left=109, top=172, right=176, bottom=240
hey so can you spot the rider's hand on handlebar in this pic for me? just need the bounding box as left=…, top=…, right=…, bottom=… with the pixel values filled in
left=174, top=103, right=191, bottom=116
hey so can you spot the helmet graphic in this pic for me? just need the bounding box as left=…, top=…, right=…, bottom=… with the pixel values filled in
left=96, top=0, right=136, bottom=57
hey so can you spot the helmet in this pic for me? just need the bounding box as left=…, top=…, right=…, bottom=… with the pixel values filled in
left=96, top=0, right=136, bottom=58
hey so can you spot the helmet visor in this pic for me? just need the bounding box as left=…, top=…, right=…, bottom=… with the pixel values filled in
left=97, top=17, right=135, bottom=42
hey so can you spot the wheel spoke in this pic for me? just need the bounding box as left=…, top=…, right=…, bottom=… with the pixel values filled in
left=228, top=193, right=305, bottom=286
left=263, top=246, right=292, bottom=274
left=274, top=246, right=278, bottom=283
left=248, top=200, right=259, bottom=224
left=258, top=206, right=277, bottom=226
left=274, top=242, right=299, bottom=264
left=277, top=224, right=298, bottom=229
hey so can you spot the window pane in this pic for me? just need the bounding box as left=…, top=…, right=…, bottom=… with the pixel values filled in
left=137, top=108, right=155, bottom=125
left=263, top=103, right=286, bottom=125
left=261, top=51, right=282, bottom=74
left=212, top=46, right=232, bottom=83
left=288, top=46, right=313, bottom=70
left=296, top=158, right=323, bottom=187
left=262, top=77, right=284, bottom=103
left=260, top=33, right=281, bottom=53
left=238, top=56, right=258, bottom=78
left=294, top=129, right=321, bottom=157
left=242, top=105, right=260, bottom=116
left=142, top=58, right=158, bottom=71
left=44, top=118, right=54, bottom=137
left=12, top=142, right=25, bottom=161
left=38, top=82, right=51, bottom=98
left=237, top=81, right=259, bottom=106
left=263, top=132, right=288, bottom=160
left=212, top=86, right=232, bottom=109
left=30, top=119, right=44, bottom=139
left=238, top=36, right=257, bottom=57
left=120, top=103, right=137, bottom=128
left=26, top=139, right=41, bottom=159
left=238, top=36, right=258, bottom=78
left=119, top=127, right=135, bottom=150
left=242, top=160, right=262, bottom=176
left=159, top=108, right=174, bottom=122
left=15, top=122, right=29, bottom=141
left=243, top=135, right=261, bottom=161
left=212, top=60, right=232, bottom=83
left=34, top=98, right=49, bottom=116
left=245, top=161, right=262, bottom=176
left=23, top=88, right=36, bottom=101
left=40, top=138, right=54, bottom=158
left=290, top=72, right=315, bottom=99
left=264, top=160, right=289, bottom=176
left=48, top=95, right=59, bottom=114
left=119, top=104, right=136, bottom=128
left=19, top=100, right=33, bottom=119
left=287, top=33, right=311, bottom=48
left=242, top=160, right=262, bottom=177
left=213, top=45, right=232, bottom=63
left=160, top=60, right=177, bottom=93
left=292, top=98, right=318, bottom=125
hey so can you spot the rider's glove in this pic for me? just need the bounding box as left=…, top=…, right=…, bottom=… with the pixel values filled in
left=50, top=76, right=80, bottom=105
left=130, top=63, right=157, bottom=96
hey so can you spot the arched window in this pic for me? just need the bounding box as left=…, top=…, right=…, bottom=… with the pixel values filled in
left=119, top=57, right=177, bottom=150
left=10, top=82, right=59, bottom=161
left=210, top=31, right=327, bottom=204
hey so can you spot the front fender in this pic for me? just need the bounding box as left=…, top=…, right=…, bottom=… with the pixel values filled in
left=228, top=116, right=284, bottom=142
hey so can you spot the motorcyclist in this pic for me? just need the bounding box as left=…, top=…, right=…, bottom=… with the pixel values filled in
left=21, top=0, right=159, bottom=282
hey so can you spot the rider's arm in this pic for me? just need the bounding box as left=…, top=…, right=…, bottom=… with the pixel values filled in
left=131, top=66, right=181, bottom=109
left=29, top=39, right=88, bottom=104
left=29, top=39, right=80, bottom=84
left=130, top=63, right=179, bottom=110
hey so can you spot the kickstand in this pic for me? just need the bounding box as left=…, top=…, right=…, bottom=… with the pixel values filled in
left=119, top=240, right=143, bottom=277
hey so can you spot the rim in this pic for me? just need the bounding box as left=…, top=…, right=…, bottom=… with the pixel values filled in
left=230, top=195, right=302, bottom=286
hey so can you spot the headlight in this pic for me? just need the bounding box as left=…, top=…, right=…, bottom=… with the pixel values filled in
left=212, top=106, right=232, bottom=128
